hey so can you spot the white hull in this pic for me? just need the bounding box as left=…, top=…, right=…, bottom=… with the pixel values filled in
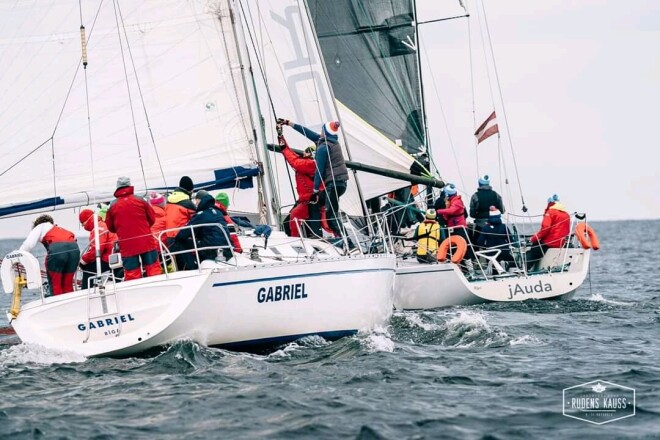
left=10, top=254, right=395, bottom=357
left=394, top=248, right=590, bottom=310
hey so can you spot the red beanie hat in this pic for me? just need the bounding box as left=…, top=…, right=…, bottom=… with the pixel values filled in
left=79, top=209, right=94, bottom=225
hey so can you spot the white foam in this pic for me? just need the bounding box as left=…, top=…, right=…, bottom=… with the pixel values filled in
left=404, top=313, right=442, bottom=331
left=442, top=311, right=511, bottom=348
left=445, top=311, right=490, bottom=330
left=509, top=334, right=541, bottom=346
left=360, top=326, right=395, bottom=353
left=587, top=293, right=632, bottom=306
left=0, top=343, right=86, bottom=366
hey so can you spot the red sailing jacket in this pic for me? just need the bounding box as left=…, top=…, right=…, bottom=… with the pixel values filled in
left=436, top=195, right=467, bottom=228
left=41, top=225, right=76, bottom=250
left=81, top=216, right=117, bottom=264
left=150, top=205, right=167, bottom=244
left=281, top=144, right=324, bottom=202
left=106, top=186, right=157, bottom=257
left=531, top=202, right=571, bottom=248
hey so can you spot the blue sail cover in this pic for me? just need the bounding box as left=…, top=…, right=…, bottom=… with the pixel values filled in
left=0, top=165, right=258, bottom=218
left=307, top=0, right=425, bottom=154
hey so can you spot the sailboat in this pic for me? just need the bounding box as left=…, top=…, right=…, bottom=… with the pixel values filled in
left=0, top=0, right=396, bottom=357
left=305, top=0, right=599, bottom=309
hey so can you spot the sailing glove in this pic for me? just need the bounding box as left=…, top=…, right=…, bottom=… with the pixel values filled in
left=309, top=191, right=320, bottom=205
left=276, top=118, right=291, bottom=126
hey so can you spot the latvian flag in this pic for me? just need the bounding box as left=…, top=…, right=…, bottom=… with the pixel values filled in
left=474, top=111, right=499, bottom=144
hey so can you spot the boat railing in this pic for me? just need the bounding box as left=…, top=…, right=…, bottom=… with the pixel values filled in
left=295, top=211, right=394, bottom=255
left=157, top=223, right=235, bottom=275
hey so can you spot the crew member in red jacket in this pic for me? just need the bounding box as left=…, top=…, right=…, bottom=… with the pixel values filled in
left=19, top=215, right=80, bottom=295
left=148, top=192, right=167, bottom=244
left=436, top=183, right=475, bottom=263
left=105, top=176, right=162, bottom=280
left=78, top=209, right=118, bottom=289
left=526, top=194, right=571, bottom=271
left=277, top=129, right=326, bottom=237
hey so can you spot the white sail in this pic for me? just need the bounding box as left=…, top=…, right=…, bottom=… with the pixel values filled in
left=0, top=1, right=257, bottom=217
left=241, top=0, right=417, bottom=217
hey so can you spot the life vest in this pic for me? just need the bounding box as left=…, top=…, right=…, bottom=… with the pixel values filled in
left=321, top=140, right=349, bottom=185
left=472, top=188, right=501, bottom=220
left=41, top=225, right=76, bottom=251
left=416, top=221, right=440, bottom=256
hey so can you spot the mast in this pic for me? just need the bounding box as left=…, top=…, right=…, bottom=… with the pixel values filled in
left=412, top=0, right=432, bottom=163
left=230, top=0, right=278, bottom=226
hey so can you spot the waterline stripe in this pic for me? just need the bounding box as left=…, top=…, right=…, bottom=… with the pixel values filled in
left=213, top=268, right=394, bottom=288
left=215, top=330, right=357, bottom=349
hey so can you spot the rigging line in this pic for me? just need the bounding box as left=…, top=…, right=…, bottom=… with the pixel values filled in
left=295, top=0, right=345, bottom=218
left=237, top=0, right=276, bottom=116
left=417, top=14, right=470, bottom=26
left=116, top=0, right=168, bottom=190
left=294, top=0, right=324, bottom=124
left=479, top=0, right=526, bottom=212
left=419, top=37, right=472, bottom=191
left=0, top=138, right=51, bottom=177
left=80, top=0, right=96, bottom=207
left=412, top=0, right=432, bottom=162
left=0, top=2, right=105, bottom=186
left=0, top=1, right=103, bottom=176
left=240, top=0, right=295, bottom=201
left=251, top=1, right=288, bottom=207
left=112, top=0, right=148, bottom=190
left=301, top=3, right=359, bottom=227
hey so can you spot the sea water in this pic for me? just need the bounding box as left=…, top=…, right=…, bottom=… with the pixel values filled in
left=0, top=220, right=658, bottom=439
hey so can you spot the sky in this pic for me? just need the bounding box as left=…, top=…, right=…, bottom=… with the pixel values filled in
left=0, top=0, right=658, bottom=240
left=417, top=0, right=660, bottom=221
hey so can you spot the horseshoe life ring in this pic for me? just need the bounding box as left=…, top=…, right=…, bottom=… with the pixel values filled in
left=575, top=223, right=600, bottom=250
left=437, top=236, right=467, bottom=264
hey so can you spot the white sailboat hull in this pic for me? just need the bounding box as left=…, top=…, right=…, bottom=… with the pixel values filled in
left=394, top=248, right=590, bottom=310
left=10, top=255, right=395, bottom=357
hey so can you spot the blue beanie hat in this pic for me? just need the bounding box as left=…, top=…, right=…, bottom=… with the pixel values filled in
left=547, top=194, right=559, bottom=203
left=444, top=184, right=457, bottom=196
left=478, top=175, right=490, bottom=186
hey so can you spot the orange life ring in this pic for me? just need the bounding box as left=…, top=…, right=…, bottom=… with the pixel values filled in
left=437, top=236, right=467, bottom=264
left=575, top=223, right=600, bottom=250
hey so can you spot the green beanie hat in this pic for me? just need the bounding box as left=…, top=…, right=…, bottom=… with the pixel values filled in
left=215, top=192, right=230, bottom=208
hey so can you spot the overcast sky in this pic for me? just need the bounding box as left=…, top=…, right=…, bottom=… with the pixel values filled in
left=417, top=0, right=659, bottom=220
left=1, top=0, right=658, bottom=240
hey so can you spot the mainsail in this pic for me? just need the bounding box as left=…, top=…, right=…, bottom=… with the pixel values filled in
left=0, top=1, right=258, bottom=217
left=307, top=0, right=425, bottom=154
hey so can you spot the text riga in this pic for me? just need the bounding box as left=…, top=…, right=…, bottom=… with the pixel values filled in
left=258, top=283, right=308, bottom=303
left=507, top=281, right=553, bottom=299
left=77, top=314, right=135, bottom=331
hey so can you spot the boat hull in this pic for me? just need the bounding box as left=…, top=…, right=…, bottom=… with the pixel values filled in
left=394, top=248, right=590, bottom=310
left=10, top=255, right=395, bottom=357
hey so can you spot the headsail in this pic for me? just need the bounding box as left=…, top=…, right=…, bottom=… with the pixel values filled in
left=243, top=0, right=420, bottom=216
left=307, top=0, right=425, bottom=154
left=0, top=1, right=258, bottom=217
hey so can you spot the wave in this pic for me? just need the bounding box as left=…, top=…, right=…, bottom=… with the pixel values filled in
left=0, top=342, right=86, bottom=366
left=391, top=310, right=538, bottom=349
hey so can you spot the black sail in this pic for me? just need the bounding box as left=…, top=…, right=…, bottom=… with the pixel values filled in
left=307, top=0, right=425, bottom=154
